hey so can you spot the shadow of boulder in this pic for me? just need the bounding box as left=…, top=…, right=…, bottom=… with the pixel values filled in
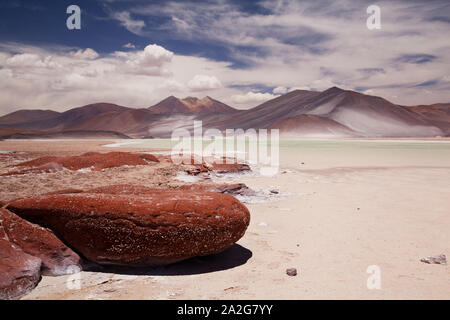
left=85, top=244, right=252, bottom=276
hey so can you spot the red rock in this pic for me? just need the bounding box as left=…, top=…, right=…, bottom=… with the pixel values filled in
left=176, top=183, right=256, bottom=196
left=7, top=192, right=251, bottom=266
left=0, top=234, right=41, bottom=300
left=203, top=157, right=251, bottom=174
left=45, top=183, right=254, bottom=198
left=166, top=155, right=250, bottom=175
left=0, top=208, right=82, bottom=276
left=5, top=152, right=159, bottom=175
left=183, top=162, right=250, bottom=175
left=138, top=153, right=160, bottom=163
left=57, top=152, right=159, bottom=171
left=205, top=162, right=251, bottom=173
left=184, top=164, right=210, bottom=175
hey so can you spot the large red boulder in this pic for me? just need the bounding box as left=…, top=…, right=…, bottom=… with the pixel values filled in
left=0, top=227, right=41, bottom=300
left=0, top=208, right=82, bottom=276
left=7, top=192, right=251, bottom=266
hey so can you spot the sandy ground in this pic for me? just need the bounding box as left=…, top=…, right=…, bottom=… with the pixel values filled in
left=0, top=139, right=448, bottom=300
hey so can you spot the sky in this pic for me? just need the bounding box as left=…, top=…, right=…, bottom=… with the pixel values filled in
left=0, top=0, right=449, bottom=114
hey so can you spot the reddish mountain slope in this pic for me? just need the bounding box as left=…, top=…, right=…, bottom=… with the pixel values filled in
left=0, top=128, right=44, bottom=138
left=149, top=96, right=236, bottom=114
left=407, top=104, right=450, bottom=135
left=56, top=103, right=131, bottom=130
left=310, top=87, right=440, bottom=137
left=66, top=108, right=156, bottom=134
left=267, top=114, right=358, bottom=138
left=0, top=110, right=60, bottom=125
left=206, top=90, right=320, bottom=130
left=0, top=103, right=131, bottom=132
left=237, top=87, right=442, bottom=137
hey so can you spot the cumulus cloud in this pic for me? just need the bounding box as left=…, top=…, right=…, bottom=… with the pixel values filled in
left=123, top=43, right=136, bottom=49
left=117, top=44, right=174, bottom=76
left=187, top=74, right=222, bottom=91
left=231, top=91, right=278, bottom=105
left=135, top=44, right=173, bottom=67
left=70, top=48, right=99, bottom=60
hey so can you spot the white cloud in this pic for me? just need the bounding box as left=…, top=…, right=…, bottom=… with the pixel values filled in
left=158, top=79, right=185, bottom=92
left=0, top=43, right=238, bottom=113
left=6, top=53, right=40, bottom=67
left=6, top=53, right=60, bottom=69
left=231, top=91, right=278, bottom=105
left=289, top=86, right=311, bottom=92
left=136, top=44, right=173, bottom=67
left=116, top=44, right=174, bottom=76
left=70, top=48, right=99, bottom=60
left=187, top=74, right=222, bottom=91
left=273, top=86, right=288, bottom=94
left=112, top=11, right=145, bottom=35
left=123, top=43, right=136, bottom=49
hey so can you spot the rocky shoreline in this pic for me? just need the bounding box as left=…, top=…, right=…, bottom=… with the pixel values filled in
left=0, top=151, right=253, bottom=299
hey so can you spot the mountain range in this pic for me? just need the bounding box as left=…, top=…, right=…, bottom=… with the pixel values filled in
left=0, top=87, right=449, bottom=139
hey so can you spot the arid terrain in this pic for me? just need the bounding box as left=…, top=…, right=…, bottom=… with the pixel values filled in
left=0, top=139, right=448, bottom=300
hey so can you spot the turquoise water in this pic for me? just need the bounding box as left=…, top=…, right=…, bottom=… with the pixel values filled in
left=105, top=138, right=450, bottom=169
left=278, top=139, right=450, bottom=151
left=107, top=138, right=450, bottom=151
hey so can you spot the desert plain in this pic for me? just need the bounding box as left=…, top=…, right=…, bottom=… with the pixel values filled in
left=0, top=138, right=448, bottom=300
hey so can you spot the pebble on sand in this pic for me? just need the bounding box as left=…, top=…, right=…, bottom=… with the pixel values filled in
left=420, top=254, right=447, bottom=265
left=286, top=268, right=297, bottom=276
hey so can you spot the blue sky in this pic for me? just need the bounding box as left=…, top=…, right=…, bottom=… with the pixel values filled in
left=0, top=0, right=449, bottom=113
